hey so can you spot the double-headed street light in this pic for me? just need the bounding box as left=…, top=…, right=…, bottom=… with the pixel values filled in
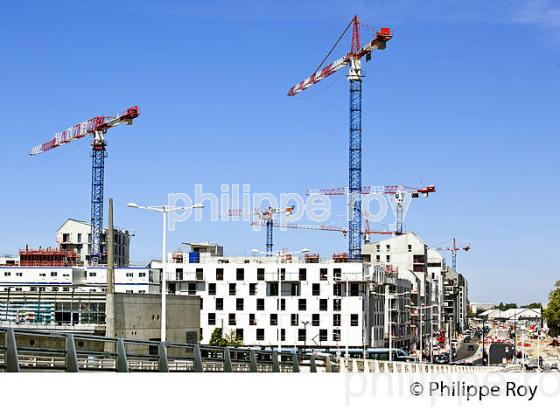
left=127, top=202, right=204, bottom=342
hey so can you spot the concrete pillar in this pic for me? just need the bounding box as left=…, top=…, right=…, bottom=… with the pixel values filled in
left=363, top=359, right=370, bottom=373
left=116, top=337, right=129, bottom=372
left=6, top=328, right=20, bottom=372
left=104, top=198, right=116, bottom=355
left=325, top=355, right=333, bottom=373
left=339, top=357, right=347, bottom=373
left=272, top=351, right=280, bottom=372
left=352, top=359, right=359, bottom=373
left=291, top=351, right=300, bottom=373
left=193, top=344, right=203, bottom=372
left=158, top=342, right=169, bottom=372
left=65, top=334, right=79, bottom=372
left=249, top=350, right=258, bottom=372
left=373, top=360, right=380, bottom=373
left=223, top=348, right=232, bottom=372
left=309, top=355, right=317, bottom=373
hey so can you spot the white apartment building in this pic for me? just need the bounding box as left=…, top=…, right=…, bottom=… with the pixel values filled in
left=0, top=266, right=157, bottom=294
left=151, top=254, right=387, bottom=349
left=0, top=265, right=160, bottom=332
left=362, top=232, right=470, bottom=351
left=57, top=219, right=131, bottom=266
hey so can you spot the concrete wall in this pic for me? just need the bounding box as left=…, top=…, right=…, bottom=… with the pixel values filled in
left=112, top=293, right=200, bottom=344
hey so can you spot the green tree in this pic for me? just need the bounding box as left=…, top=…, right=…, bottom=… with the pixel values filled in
left=497, top=302, right=518, bottom=311
left=224, top=329, right=243, bottom=347
left=544, top=280, right=560, bottom=329
left=209, top=328, right=227, bottom=347
left=208, top=328, right=243, bottom=347
left=521, top=302, right=542, bottom=309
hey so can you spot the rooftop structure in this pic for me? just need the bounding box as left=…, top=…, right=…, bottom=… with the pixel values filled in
left=19, top=247, right=78, bottom=267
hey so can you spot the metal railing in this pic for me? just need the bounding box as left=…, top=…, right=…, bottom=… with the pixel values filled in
left=0, top=327, right=513, bottom=373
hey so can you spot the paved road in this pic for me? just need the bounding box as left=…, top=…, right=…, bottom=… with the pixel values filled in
left=455, top=337, right=480, bottom=361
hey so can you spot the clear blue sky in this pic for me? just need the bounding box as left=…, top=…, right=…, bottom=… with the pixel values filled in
left=1, top=0, right=559, bottom=304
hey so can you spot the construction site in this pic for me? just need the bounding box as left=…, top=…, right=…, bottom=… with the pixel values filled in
left=0, top=10, right=558, bottom=375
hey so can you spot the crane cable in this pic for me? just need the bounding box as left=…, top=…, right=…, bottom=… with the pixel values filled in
left=312, top=17, right=354, bottom=74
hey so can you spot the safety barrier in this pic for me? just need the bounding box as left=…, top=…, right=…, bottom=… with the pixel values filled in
left=0, top=327, right=511, bottom=373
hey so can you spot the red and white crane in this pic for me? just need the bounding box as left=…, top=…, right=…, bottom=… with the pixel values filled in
left=30, top=106, right=140, bottom=265
left=431, top=238, right=471, bottom=271
left=228, top=206, right=295, bottom=256
left=308, top=184, right=436, bottom=235
left=288, top=16, right=392, bottom=260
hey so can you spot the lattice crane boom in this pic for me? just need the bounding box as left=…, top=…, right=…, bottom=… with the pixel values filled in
left=432, top=238, right=471, bottom=271
left=308, top=184, right=435, bottom=235
left=229, top=206, right=295, bottom=256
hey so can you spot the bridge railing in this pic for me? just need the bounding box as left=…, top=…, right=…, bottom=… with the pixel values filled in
left=0, top=327, right=509, bottom=373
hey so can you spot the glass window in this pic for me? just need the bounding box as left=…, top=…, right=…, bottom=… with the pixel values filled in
left=312, top=314, right=320, bottom=326
left=291, top=314, right=298, bottom=326
left=333, top=314, right=341, bottom=327
left=312, top=283, right=320, bottom=296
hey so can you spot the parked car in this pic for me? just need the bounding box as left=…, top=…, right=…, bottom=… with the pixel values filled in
left=434, top=352, right=450, bottom=364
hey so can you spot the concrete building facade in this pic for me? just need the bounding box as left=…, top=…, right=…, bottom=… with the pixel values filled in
left=57, top=219, right=131, bottom=266
left=151, top=253, right=388, bottom=349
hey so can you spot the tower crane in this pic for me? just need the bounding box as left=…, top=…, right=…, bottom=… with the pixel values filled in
left=228, top=206, right=295, bottom=256
left=30, top=106, right=140, bottom=265
left=308, top=184, right=436, bottom=235
left=252, top=221, right=392, bottom=239
left=431, top=238, right=471, bottom=271
left=288, top=16, right=392, bottom=261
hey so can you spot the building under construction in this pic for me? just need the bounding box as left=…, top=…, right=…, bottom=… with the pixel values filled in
left=19, top=247, right=78, bottom=267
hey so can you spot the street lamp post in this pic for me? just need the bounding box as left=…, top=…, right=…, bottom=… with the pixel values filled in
left=128, top=202, right=203, bottom=342
left=406, top=303, right=438, bottom=363
left=380, top=286, right=410, bottom=362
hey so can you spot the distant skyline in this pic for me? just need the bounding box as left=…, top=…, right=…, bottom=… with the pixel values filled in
left=1, top=1, right=559, bottom=304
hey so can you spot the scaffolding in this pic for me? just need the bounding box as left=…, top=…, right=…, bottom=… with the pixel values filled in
left=19, top=248, right=78, bottom=267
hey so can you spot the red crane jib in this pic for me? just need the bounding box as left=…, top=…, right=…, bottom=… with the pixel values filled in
left=287, top=27, right=392, bottom=97
left=30, top=106, right=140, bottom=155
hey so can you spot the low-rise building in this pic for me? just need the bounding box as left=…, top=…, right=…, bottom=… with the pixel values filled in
left=57, top=218, right=132, bottom=266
